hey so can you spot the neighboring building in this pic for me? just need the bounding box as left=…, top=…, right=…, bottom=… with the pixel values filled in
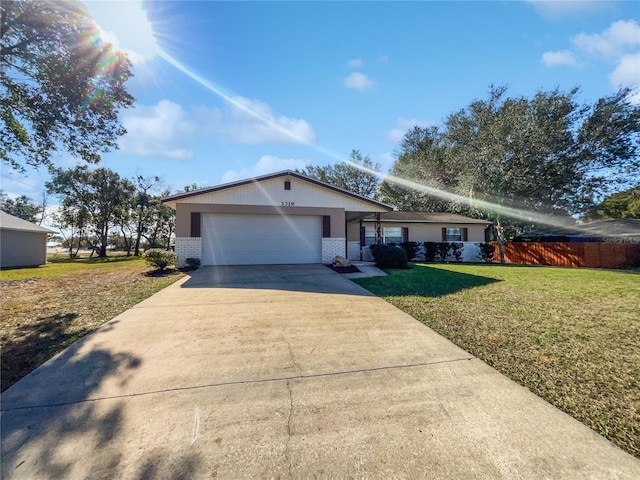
left=0, top=211, right=54, bottom=268
left=162, top=171, right=495, bottom=266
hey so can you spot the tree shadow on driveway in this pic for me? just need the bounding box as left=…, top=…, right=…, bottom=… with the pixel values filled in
left=1, top=320, right=203, bottom=479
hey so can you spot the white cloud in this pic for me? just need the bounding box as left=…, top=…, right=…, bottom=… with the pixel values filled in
left=197, top=96, right=316, bottom=145
left=527, top=1, right=615, bottom=21
left=85, top=1, right=160, bottom=64
left=541, top=49, right=581, bottom=67
left=377, top=54, right=390, bottom=63
left=344, top=72, right=375, bottom=92
left=118, top=96, right=316, bottom=159
left=386, top=118, right=436, bottom=144
left=119, top=100, right=195, bottom=160
left=347, top=58, right=364, bottom=68
left=572, top=20, right=640, bottom=60
left=221, top=155, right=308, bottom=183
left=609, top=52, right=640, bottom=89
left=541, top=19, right=640, bottom=95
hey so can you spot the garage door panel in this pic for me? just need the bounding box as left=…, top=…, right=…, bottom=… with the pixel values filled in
left=202, top=214, right=322, bottom=265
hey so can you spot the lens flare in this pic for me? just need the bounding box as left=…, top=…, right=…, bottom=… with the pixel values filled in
left=155, top=45, right=616, bottom=239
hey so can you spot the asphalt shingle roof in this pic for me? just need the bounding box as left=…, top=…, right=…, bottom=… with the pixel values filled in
left=0, top=211, right=54, bottom=233
left=363, top=211, right=493, bottom=224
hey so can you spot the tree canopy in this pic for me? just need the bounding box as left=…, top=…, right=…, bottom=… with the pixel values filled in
left=0, top=191, right=42, bottom=223
left=381, top=86, right=640, bottom=238
left=588, top=186, right=640, bottom=219
left=300, top=150, right=381, bottom=199
left=47, top=166, right=135, bottom=257
left=1, top=0, right=134, bottom=170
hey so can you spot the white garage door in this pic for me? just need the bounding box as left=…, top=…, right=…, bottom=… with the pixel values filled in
left=201, top=213, right=322, bottom=265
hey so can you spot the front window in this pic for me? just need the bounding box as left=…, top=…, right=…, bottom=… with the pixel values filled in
left=445, top=228, right=462, bottom=242
left=364, top=227, right=403, bottom=245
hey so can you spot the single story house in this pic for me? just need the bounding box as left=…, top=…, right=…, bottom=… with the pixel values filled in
left=162, top=171, right=494, bottom=266
left=357, top=211, right=493, bottom=261
left=1, top=211, right=54, bottom=268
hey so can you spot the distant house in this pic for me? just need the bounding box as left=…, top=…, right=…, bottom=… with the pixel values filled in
left=0, top=211, right=54, bottom=268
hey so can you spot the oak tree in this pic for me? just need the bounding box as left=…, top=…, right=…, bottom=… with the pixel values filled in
left=1, top=0, right=134, bottom=170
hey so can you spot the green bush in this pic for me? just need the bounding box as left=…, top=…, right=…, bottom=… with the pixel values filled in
left=478, top=243, right=496, bottom=263
left=369, top=243, right=409, bottom=269
left=424, top=242, right=438, bottom=262
left=435, top=242, right=451, bottom=262
left=400, top=241, right=420, bottom=261
left=185, top=257, right=201, bottom=268
left=450, top=242, right=464, bottom=262
left=144, top=249, right=176, bottom=271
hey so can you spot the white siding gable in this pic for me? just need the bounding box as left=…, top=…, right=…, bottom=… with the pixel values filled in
left=177, top=176, right=383, bottom=212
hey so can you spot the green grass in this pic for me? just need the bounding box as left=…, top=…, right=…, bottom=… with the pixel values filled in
left=1, top=255, right=185, bottom=391
left=355, top=263, right=640, bottom=458
left=0, top=253, right=141, bottom=281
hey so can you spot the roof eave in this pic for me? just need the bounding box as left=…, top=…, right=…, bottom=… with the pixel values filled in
left=161, top=169, right=393, bottom=210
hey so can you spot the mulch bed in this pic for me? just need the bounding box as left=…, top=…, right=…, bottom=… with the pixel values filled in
left=325, top=264, right=361, bottom=274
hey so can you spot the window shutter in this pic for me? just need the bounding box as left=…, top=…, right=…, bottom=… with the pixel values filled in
left=190, top=212, right=201, bottom=237
left=402, top=227, right=409, bottom=243
left=360, top=226, right=366, bottom=246
left=284, top=180, right=291, bottom=190
left=322, top=216, right=331, bottom=238
left=462, top=228, right=468, bottom=241
left=442, top=227, right=447, bottom=242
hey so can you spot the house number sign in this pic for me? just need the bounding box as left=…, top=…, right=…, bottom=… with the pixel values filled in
left=281, top=201, right=295, bottom=206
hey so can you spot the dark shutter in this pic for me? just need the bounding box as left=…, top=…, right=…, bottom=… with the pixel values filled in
left=462, top=227, right=468, bottom=241
left=284, top=180, right=291, bottom=190
left=190, top=212, right=201, bottom=237
left=442, top=227, right=447, bottom=242
left=322, top=216, right=331, bottom=238
left=360, top=226, right=366, bottom=246
left=402, top=227, right=409, bottom=243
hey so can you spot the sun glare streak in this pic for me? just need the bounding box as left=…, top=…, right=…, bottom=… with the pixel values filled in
left=156, top=50, right=343, bottom=159
left=155, top=42, right=619, bottom=238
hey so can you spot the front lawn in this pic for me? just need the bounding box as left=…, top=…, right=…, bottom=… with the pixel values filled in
left=354, top=263, right=640, bottom=458
left=1, top=255, right=184, bottom=392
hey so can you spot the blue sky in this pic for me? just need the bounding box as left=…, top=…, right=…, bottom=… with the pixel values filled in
left=2, top=0, right=639, bottom=204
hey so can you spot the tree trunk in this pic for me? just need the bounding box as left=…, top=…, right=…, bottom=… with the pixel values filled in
left=134, top=216, right=144, bottom=256
left=494, top=219, right=506, bottom=264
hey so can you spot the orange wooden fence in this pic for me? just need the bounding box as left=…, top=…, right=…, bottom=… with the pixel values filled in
left=489, top=242, right=640, bottom=269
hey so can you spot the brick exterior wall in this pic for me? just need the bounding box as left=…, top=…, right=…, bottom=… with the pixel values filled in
left=175, top=237, right=202, bottom=267
left=322, top=238, right=346, bottom=264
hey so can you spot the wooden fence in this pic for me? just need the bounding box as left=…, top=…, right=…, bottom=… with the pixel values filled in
left=489, top=242, right=640, bottom=269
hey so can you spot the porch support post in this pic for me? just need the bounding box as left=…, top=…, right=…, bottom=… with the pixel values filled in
left=375, top=213, right=382, bottom=244
left=359, top=219, right=363, bottom=261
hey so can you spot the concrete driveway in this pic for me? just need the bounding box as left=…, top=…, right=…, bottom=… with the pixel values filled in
left=2, top=264, right=639, bottom=479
